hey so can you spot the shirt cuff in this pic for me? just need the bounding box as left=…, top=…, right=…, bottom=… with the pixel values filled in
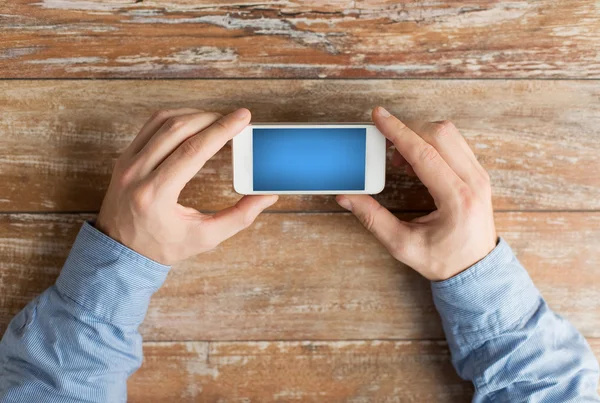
left=431, top=238, right=541, bottom=350
left=56, top=221, right=171, bottom=326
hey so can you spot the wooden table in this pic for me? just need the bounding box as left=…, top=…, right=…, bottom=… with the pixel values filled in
left=1, top=1, right=599, bottom=401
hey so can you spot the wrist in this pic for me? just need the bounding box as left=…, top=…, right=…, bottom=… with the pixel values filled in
left=94, top=219, right=116, bottom=243
left=95, top=209, right=121, bottom=244
left=444, top=236, right=498, bottom=281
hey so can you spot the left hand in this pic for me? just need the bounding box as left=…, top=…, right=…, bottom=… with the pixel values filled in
left=96, top=108, right=278, bottom=265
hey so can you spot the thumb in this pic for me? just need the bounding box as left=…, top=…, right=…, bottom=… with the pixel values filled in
left=199, top=195, right=278, bottom=246
left=336, top=195, right=412, bottom=260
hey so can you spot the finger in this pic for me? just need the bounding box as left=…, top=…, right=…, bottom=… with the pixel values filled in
left=372, top=107, right=464, bottom=206
left=430, top=120, right=476, bottom=158
left=432, top=120, right=491, bottom=180
left=154, top=108, right=251, bottom=196
left=197, top=195, right=278, bottom=247
left=336, top=195, right=414, bottom=262
left=404, top=120, right=485, bottom=187
left=123, top=108, right=203, bottom=157
left=134, top=112, right=222, bottom=176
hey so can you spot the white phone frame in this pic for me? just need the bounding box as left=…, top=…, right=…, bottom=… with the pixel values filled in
left=233, top=123, right=386, bottom=195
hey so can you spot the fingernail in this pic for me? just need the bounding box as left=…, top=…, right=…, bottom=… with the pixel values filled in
left=336, top=196, right=352, bottom=211
left=376, top=106, right=391, bottom=118
left=233, top=108, right=250, bottom=119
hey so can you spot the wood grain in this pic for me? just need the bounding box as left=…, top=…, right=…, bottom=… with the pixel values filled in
left=2, top=1, right=599, bottom=78
left=3, top=0, right=599, bottom=398
left=128, top=339, right=600, bottom=402
left=1, top=212, right=599, bottom=340
left=1, top=80, right=599, bottom=212
left=128, top=340, right=474, bottom=402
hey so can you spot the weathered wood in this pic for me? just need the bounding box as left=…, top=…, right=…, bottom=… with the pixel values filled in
left=129, top=339, right=600, bottom=402
left=1, top=80, right=599, bottom=212
left=1, top=1, right=599, bottom=78
left=1, top=212, right=599, bottom=340
left=128, top=340, right=474, bottom=402
left=3, top=0, right=598, bottom=397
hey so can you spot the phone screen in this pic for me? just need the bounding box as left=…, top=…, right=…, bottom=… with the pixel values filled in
left=252, top=128, right=366, bottom=191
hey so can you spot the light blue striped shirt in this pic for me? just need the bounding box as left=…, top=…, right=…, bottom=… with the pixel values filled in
left=1, top=222, right=599, bottom=402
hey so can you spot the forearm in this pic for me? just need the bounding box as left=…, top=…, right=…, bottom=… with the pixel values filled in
left=0, top=108, right=275, bottom=402
left=432, top=238, right=600, bottom=401
left=0, top=222, right=170, bottom=402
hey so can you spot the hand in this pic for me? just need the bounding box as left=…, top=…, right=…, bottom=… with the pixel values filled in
left=336, top=107, right=497, bottom=281
left=96, top=108, right=278, bottom=265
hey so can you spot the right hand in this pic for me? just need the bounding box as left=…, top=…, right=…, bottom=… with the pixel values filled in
left=336, top=107, right=497, bottom=281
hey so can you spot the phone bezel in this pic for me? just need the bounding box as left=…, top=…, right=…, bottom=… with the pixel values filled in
left=232, top=123, right=386, bottom=195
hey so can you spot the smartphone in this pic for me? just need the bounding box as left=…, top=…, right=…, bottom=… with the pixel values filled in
left=233, top=123, right=386, bottom=195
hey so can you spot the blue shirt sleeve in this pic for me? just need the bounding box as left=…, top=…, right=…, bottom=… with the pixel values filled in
left=0, top=222, right=170, bottom=403
left=2, top=225, right=599, bottom=402
left=432, top=238, right=600, bottom=402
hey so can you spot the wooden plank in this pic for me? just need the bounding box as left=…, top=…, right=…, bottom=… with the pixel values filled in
left=1, top=1, right=599, bottom=78
left=1, top=80, right=599, bottom=212
left=129, top=339, right=600, bottom=402
left=128, top=340, right=474, bottom=402
left=1, top=212, right=599, bottom=340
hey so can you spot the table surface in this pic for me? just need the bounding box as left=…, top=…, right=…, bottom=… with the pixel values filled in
left=1, top=1, right=599, bottom=402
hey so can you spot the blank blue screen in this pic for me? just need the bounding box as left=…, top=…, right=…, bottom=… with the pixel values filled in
left=253, top=128, right=366, bottom=191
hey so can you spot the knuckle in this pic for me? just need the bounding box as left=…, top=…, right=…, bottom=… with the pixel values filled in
left=233, top=204, right=256, bottom=228
left=362, top=212, right=377, bottom=233
left=213, top=118, right=229, bottom=131
left=389, top=119, right=408, bottom=140
left=164, top=116, right=187, bottom=132
left=207, top=112, right=223, bottom=120
left=418, top=143, right=440, bottom=164
left=201, top=112, right=223, bottom=126
left=392, top=118, right=408, bottom=132
left=432, top=120, right=456, bottom=137
left=117, top=164, right=137, bottom=186
left=360, top=203, right=382, bottom=232
left=151, top=109, right=170, bottom=121
left=455, top=184, right=475, bottom=211
left=131, top=185, right=154, bottom=212
left=180, top=138, right=202, bottom=158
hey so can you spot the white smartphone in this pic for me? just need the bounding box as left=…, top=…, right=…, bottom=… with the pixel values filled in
left=233, top=123, right=386, bottom=195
